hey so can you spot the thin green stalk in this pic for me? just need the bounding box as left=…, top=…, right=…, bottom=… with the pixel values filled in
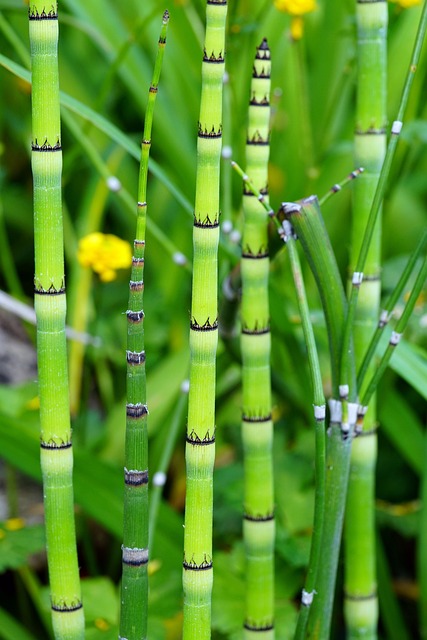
left=344, top=2, right=388, bottom=636
left=29, top=3, right=84, bottom=638
left=183, top=2, right=227, bottom=638
left=279, top=222, right=326, bottom=640
left=240, top=39, right=275, bottom=639
left=318, top=167, right=364, bottom=207
left=360, top=255, right=427, bottom=409
left=119, top=12, right=169, bottom=640
left=357, top=229, right=427, bottom=390
left=281, top=198, right=356, bottom=639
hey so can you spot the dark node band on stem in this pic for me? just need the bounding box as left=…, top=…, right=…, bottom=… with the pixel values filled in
left=51, top=601, right=83, bottom=613
left=249, top=94, right=270, bottom=106
left=183, top=555, right=213, bottom=571
left=344, top=590, right=378, bottom=601
left=34, top=283, right=66, bottom=295
left=244, top=622, right=274, bottom=632
left=132, top=257, right=145, bottom=268
left=28, top=6, right=58, bottom=20
left=122, top=546, right=149, bottom=567
left=198, top=123, right=222, bottom=138
left=244, top=512, right=275, bottom=522
left=190, top=317, right=219, bottom=331
left=129, top=280, right=144, bottom=292
left=126, top=403, right=148, bottom=418
left=126, top=309, right=144, bottom=323
left=242, top=413, right=272, bottom=423
left=354, top=127, right=387, bottom=136
left=193, top=213, right=220, bottom=228
left=207, top=0, right=227, bottom=5
left=126, top=350, right=146, bottom=365
left=31, top=138, right=61, bottom=152
left=40, top=439, right=72, bottom=450
left=252, top=67, right=271, bottom=80
left=124, top=468, right=148, bottom=486
left=242, top=324, right=270, bottom=335
left=242, top=246, right=269, bottom=259
left=203, top=49, right=225, bottom=63
left=186, top=429, right=216, bottom=445
left=247, top=133, right=269, bottom=145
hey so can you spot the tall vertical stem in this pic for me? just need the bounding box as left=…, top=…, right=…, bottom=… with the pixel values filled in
left=240, top=39, right=275, bottom=639
left=119, top=13, right=169, bottom=640
left=29, top=3, right=84, bottom=639
left=344, top=3, right=387, bottom=638
left=183, top=2, right=227, bottom=639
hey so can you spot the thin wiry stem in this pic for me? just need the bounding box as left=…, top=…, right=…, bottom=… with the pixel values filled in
left=119, top=12, right=169, bottom=640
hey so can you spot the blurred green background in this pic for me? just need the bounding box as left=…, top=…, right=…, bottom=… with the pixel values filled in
left=0, top=0, right=426, bottom=638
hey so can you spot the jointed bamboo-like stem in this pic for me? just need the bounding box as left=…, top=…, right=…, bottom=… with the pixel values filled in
left=240, top=39, right=275, bottom=639
left=344, top=3, right=387, bottom=636
left=119, top=12, right=169, bottom=640
left=29, top=3, right=84, bottom=638
left=183, top=2, right=227, bottom=638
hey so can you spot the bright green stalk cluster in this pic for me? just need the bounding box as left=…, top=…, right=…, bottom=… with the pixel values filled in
left=240, top=38, right=275, bottom=639
left=345, top=3, right=388, bottom=636
left=119, top=13, right=169, bottom=640
left=183, top=2, right=227, bottom=638
left=29, top=3, right=84, bottom=639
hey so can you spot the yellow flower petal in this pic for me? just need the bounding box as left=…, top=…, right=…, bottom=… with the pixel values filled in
left=275, top=0, right=316, bottom=16
left=77, top=233, right=132, bottom=282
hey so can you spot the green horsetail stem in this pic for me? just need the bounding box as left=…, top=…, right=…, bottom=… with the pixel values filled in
left=278, top=220, right=325, bottom=640
left=345, top=3, right=387, bottom=635
left=183, top=2, right=227, bottom=638
left=240, top=39, right=275, bottom=639
left=29, top=3, right=84, bottom=639
left=119, top=12, right=169, bottom=640
left=281, top=198, right=356, bottom=639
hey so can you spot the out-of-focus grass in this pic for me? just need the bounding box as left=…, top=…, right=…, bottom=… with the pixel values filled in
left=0, top=1, right=426, bottom=638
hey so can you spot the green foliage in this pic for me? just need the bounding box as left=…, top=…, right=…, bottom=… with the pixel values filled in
left=0, top=0, right=426, bottom=638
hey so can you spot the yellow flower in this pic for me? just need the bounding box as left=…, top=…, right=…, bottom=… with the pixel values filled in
left=77, top=233, right=132, bottom=282
left=390, top=0, right=421, bottom=7
left=274, top=0, right=317, bottom=16
left=275, top=0, right=317, bottom=40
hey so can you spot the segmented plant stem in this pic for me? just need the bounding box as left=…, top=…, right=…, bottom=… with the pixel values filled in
left=183, top=2, right=227, bottom=638
left=29, top=3, right=84, bottom=638
left=240, top=39, right=275, bottom=639
left=344, top=3, right=388, bottom=636
left=119, top=13, right=169, bottom=640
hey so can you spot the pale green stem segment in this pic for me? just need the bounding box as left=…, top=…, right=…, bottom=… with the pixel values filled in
left=29, top=3, right=84, bottom=638
left=344, top=2, right=388, bottom=637
left=183, top=2, right=227, bottom=639
left=119, top=13, right=169, bottom=640
left=240, top=39, right=275, bottom=639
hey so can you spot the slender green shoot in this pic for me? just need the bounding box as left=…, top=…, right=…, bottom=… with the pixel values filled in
left=359, top=255, right=427, bottom=411
left=183, top=3, right=227, bottom=638
left=29, top=2, right=84, bottom=638
left=357, top=229, right=427, bottom=390
left=279, top=221, right=326, bottom=640
left=318, top=167, right=364, bottom=207
left=119, top=12, right=169, bottom=640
